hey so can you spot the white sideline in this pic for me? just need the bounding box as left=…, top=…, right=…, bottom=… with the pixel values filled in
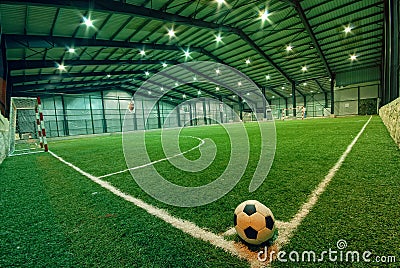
left=97, top=135, right=205, bottom=179
left=275, top=116, right=373, bottom=250
left=48, top=150, right=250, bottom=262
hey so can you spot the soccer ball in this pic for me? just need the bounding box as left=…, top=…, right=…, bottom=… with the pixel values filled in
left=234, top=200, right=276, bottom=245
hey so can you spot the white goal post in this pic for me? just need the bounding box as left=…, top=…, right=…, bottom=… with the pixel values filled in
left=9, top=97, right=48, bottom=156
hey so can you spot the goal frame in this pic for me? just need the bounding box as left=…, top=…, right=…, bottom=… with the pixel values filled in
left=9, top=97, right=48, bottom=156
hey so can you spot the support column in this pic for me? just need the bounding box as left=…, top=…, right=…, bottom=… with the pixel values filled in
left=156, top=101, right=161, bottom=129
left=238, top=97, right=243, bottom=121
left=202, top=99, right=207, bottom=125
left=330, top=74, right=335, bottom=115
left=60, top=95, right=69, bottom=136
left=176, top=105, right=181, bottom=127
left=292, top=82, right=296, bottom=117
left=261, top=87, right=267, bottom=119
left=219, top=96, right=224, bottom=123
left=89, top=95, right=95, bottom=134
left=383, top=0, right=399, bottom=103
left=189, top=102, right=193, bottom=126
left=100, top=91, right=107, bottom=133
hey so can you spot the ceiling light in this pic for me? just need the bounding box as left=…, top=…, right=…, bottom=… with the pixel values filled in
left=148, top=91, right=152, bottom=95
left=182, top=94, right=186, bottom=99
left=310, top=90, right=314, bottom=93
left=272, top=96, right=275, bottom=98
left=290, top=93, right=293, bottom=96
left=281, top=86, right=285, bottom=90
left=301, top=66, right=308, bottom=72
left=57, top=63, right=66, bottom=71
left=167, top=28, right=175, bottom=38
left=350, top=54, right=357, bottom=61
left=245, top=59, right=251, bottom=65
left=175, top=82, right=179, bottom=87
left=67, top=48, right=75, bottom=53
left=238, top=81, right=242, bottom=86
left=83, top=17, right=93, bottom=27
left=215, top=33, right=222, bottom=43
left=145, top=71, right=150, bottom=76
left=193, top=76, right=197, bottom=81
left=160, top=87, right=164, bottom=91
left=265, top=74, right=271, bottom=80
left=303, top=82, right=307, bottom=86
left=260, top=10, right=269, bottom=22
left=216, top=0, right=225, bottom=6
left=107, top=74, right=111, bottom=78
left=286, top=45, right=293, bottom=52
left=215, top=68, right=221, bottom=75
left=184, top=49, right=191, bottom=59
left=197, top=90, right=201, bottom=95
left=216, top=86, right=220, bottom=91
left=139, top=49, right=146, bottom=56
left=246, top=92, right=250, bottom=96
left=162, top=63, right=168, bottom=68
left=344, top=25, right=352, bottom=33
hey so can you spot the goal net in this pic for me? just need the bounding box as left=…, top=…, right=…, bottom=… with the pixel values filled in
left=9, top=97, right=48, bottom=156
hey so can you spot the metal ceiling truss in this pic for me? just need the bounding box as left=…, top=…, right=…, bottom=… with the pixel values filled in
left=4, top=0, right=294, bottom=84
left=7, top=59, right=179, bottom=70
left=10, top=70, right=160, bottom=83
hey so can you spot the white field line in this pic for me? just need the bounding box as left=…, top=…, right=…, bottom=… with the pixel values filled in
left=97, top=135, right=204, bottom=179
left=48, top=150, right=255, bottom=263
left=275, top=116, right=372, bottom=250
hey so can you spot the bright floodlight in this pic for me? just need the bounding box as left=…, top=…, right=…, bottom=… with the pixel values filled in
left=245, top=59, right=251, bottom=65
left=215, top=33, right=222, bottom=43
left=344, top=25, right=352, bottom=33
left=301, top=66, right=308, bottom=72
left=238, top=81, right=242, bottom=86
left=286, top=45, right=293, bottom=52
left=184, top=49, right=191, bottom=58
left=139, top=49, right=146, bottom=56
left=57, top=63, right=66, bottom=71
left=303, top=82, right=307, bottom=86
left=167, top=28, right=175, bottom=38
left=107, top=74, right=111, bottom=78
left=162, top=63, right=168, bottom=68
left=197, top=90, right=201, bottom=95
left=215, top=68, right=221, bottom=75
left=182, top=94, right=186, bottom=99
left=350, top=54, right=357, bottom=61
left=83, top=17, right=93, bottom=27
left=145, top=71, right=150, bottom=76
left=260, top=10, right=269, bottom=22
left=216, top=86, right=220, bottom=91
left=68, top=48, right=75, bottom=53
left=265, top=74, right=271, bottom=80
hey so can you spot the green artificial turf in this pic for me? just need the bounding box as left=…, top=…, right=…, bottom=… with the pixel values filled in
left=1, top=116, right=399, bottom=267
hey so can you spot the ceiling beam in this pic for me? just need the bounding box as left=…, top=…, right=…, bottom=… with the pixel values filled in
left=5, top=33, right=201, bottom=53
left=12, top=77, right=131, bottom=92
left=3, top=0, right=292, bottom=83
left=8, top=59, right=179, bottom=70
left=314, top=79, right=328, bottom=93
left=290, top=0, right=333, bottom=77
left=10, top=69, right=160, bottom=83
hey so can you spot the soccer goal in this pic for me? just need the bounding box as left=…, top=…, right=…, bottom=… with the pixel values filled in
left=9, top=97, right=48, bottom=156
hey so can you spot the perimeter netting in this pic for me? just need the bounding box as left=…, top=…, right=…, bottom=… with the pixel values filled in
left=9, top=97, right=48, bottom=156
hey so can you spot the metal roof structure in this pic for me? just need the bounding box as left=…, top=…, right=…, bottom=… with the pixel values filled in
left=1, top=0, right=385, bottom=104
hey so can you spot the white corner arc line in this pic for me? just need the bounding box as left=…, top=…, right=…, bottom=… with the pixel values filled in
left=48, top=150, right=251, bottom=262
left=275, top=116, right=373, bottom=249
left=98, top=135, right=205, bottom=179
